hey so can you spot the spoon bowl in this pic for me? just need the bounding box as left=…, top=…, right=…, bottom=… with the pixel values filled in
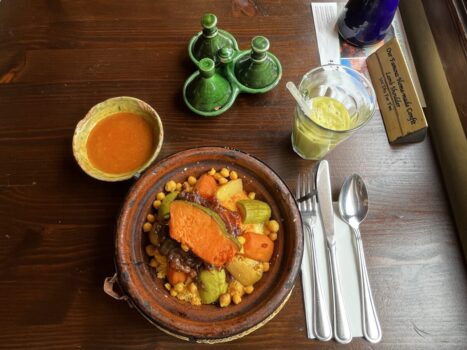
left=338, top=174, right=369, bottom=229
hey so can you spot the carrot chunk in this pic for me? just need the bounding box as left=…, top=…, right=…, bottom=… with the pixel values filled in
left=167, top=265, right=187, bottom=285
left=193, top=174, right=218, bottom=198
left=242, top=231, right=274, bottom=262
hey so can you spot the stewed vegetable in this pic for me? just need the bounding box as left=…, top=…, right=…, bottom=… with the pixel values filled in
left=143, top=167, right=280, bottom=307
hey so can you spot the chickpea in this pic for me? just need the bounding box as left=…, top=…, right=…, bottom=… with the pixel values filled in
left=154, top=252, right=166, bottom=265
left=248, top=192, right=256, bottom=200
left=165, top=180, right=177, bottom=192
left=143, top=222, right=152, bottom=232
left=232, top=294, right=242, bottom=305
left=145, top=244, right=156, bottom=256
left=229, top=280, right=244, bottom=296
left=187, top=176, right=197, bottom=186
left=208, top=168, right=216, bottom=175
left=244, top=285, right=254, bottom=294
left=237, top=236, right=246, bottom=245
left=262, top=262, right=270, bottom=272
left=175, top=182, right=182, bottom=191
left=218, top=177, right=228, bottom=185
left=229, top=171, right=238, bottom=180
left=174, top=283, right=185, bottom=293
left=219, top=293, right=231, bottom=307
left=153, top=200, right=161, bottom=209
left=156, top=192, right=165, bottom=201
left=149, top=258, right=158, bottom=268
left=213, top=173, right=222, bottom=181
left=188, top=282, right=198, bottom=294
left=267, top=220, right=280, bottom=233
left=220, top=168, right=230, bottom=177
left=182, top=181, right=191, bottom=191
left=149, top=230, right=159, bottom=245
left=146, top=214, right=155, bottom=223
left=269, top=233, right=278, bottom=241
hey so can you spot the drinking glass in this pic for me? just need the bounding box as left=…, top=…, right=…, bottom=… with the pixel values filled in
left=291, top=64, right=376, bottom=160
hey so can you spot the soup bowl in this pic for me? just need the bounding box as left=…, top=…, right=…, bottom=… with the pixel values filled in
left=72, top=96, right=164, bottom=182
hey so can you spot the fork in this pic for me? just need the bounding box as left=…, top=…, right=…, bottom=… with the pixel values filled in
left=297, top=171, right=332, bottom=341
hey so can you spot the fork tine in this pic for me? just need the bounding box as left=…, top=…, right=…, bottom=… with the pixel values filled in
left=297, top=173, right=304, bottom=211
left=296, top=173, right=301, bottom=200
left=311, top=168, right=317, bottom=211
left=302, top=173, right=308, bottom=206
left=305, top=171, right=311, bottom=211
left=300, top=173, right=306, bottom=200
left=302, top=172, right=307, bottom=211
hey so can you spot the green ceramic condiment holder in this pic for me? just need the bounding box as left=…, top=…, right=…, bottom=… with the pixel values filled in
left=184, top=14, right=282, bottom=117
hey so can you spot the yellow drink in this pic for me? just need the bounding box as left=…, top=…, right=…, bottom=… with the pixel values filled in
left=292, top=96, right=352, bottom=159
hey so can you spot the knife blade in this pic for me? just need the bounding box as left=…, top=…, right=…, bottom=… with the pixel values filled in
left=315, top=160, right=335, bottom=245
left=315, top=160, right=352, bottom=344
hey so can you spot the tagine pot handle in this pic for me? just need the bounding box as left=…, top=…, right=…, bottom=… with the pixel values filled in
left=103, top=273, right=131, bottom=305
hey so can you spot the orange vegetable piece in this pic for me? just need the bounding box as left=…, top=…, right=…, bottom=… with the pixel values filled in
left=242, top=231, right=274, bottom=262
left=194, top=174, right=218, bottom=198
left=169, top=201, right=239, bottom=266
left=167, top=265, right=187, bottom=285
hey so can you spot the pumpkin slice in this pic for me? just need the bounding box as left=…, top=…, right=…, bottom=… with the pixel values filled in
left=169, top=200, right=240, bottom=266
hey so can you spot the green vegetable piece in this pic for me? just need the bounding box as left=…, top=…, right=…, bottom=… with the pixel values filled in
left=180, top=201, right=241, bottom=249
left=226, top=255, right=264, bottom=286
left=236, top=199, right=271, bottom=224
left=158, top=191, right=179, bottom=221
left=198, top=268, right=228, bottom=304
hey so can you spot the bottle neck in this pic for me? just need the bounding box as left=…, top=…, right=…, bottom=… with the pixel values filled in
left=251, top=51, right=267, bottom=63
left=203, top=27, right=218, bottom=39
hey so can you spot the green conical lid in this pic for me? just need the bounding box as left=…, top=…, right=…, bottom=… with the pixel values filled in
left=185, top=58, right=233, bottom=112
left=191, top=13, right=237, bottom=63
left=234, top=36, right=280, bottom=89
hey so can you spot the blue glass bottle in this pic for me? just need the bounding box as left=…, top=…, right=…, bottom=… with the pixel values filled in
left=338, top=0, right=400, bottom=47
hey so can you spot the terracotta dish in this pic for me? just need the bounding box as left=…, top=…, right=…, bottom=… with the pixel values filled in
left=112, top=147, right=303, bottom=343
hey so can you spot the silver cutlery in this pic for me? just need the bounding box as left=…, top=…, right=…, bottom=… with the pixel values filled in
left=316, top=160, right=352, bottom=344
left=339, top=174, right=382, bottom=343
left=297, top=172, right=332, bottom=341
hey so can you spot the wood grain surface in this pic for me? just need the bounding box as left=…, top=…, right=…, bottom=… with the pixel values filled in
left=0, top=0, right=466, bottom=349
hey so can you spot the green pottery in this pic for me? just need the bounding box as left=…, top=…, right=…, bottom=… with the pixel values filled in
left=184, top=15, right=282, bottom=117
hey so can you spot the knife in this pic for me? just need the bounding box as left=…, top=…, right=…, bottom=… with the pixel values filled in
left=315, top=160, right=352, bottom=344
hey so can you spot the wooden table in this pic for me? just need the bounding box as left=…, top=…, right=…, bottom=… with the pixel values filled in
left=1, top=0, right=466, bottom=349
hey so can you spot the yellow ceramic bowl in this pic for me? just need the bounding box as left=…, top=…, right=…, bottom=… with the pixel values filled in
left=72, top=96, right=164, bottom=181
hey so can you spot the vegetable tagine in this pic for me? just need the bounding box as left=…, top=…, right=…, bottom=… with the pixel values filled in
left=143, top=167, right=280, bottom=307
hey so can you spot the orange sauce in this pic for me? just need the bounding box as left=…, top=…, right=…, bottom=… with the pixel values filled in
left=86, top=112, right=155, bottom=175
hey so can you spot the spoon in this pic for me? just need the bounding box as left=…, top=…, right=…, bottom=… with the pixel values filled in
left=286, top=81, right=312, bottom=117
left=338, top=174, right=382, bottom=343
